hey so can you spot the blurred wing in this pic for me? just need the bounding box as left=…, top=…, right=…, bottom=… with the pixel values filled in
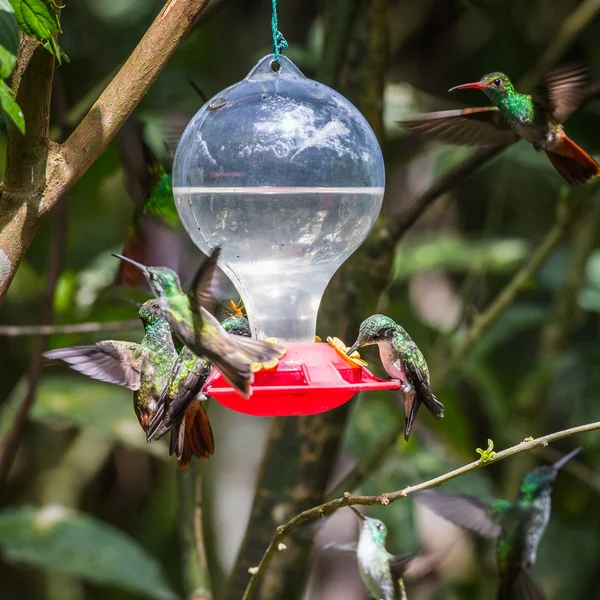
left=389, top=551, right=419, bottom=581
left=399, top=107, right=519, bottom=146
left=535, top=64, right=589, bottom=123
left=414, top=490, right=507, bottom=538
left=44, top=342, right=146, bottom=390
left=188, top=247, right=222, bottom=316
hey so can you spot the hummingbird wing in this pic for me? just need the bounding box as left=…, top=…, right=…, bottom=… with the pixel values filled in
left=188, top=246, right=222, bottom=317
left=398, top=107, right=519, bottom=146
left=43, top=341, right=147, bottom=390
left=414, top=490, right=510, bottom=538
left=535, top=64, right=589, bottom=123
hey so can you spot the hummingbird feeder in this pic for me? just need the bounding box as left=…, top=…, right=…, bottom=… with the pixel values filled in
left=172, top=54, right=399, bottom=416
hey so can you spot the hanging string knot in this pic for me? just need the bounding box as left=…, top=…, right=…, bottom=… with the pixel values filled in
left=271, top=0, right=287, bottom=65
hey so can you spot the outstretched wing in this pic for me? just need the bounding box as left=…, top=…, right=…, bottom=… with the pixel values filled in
left=188, top=246, right=221, bottom=318
left=535, top=64, right=589, bottom=123
left=44, top=341, right=146, bottom=390
left=414, top=490, right=510, bottom=538
left=398, top=107, right=519, bottom=147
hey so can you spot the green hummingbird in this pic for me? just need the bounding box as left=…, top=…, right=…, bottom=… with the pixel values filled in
left=148, top=314, right=251, bottom=468
left=43, top=299, right=177, bottom=436
left=349, top=506, right=416, bottom=600
left=399, top=65, right=600, bottom=185
left=112, top=247, right=285, bottom=398
left=347, top=314, right=444, bottom=441
left=414, top=446, right=583, bottom=600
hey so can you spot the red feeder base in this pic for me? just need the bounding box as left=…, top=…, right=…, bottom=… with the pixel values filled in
left=203, top=342, right=401, bottom=416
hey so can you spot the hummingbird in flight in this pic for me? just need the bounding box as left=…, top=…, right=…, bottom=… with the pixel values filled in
left=348, top=506, right=417, bottom=600
left=43, top=299, right=178, bottom=437
left=399, top=65, right=600, bottom=185
left=347, top=315, right=444, bottom=441
left=112, top=247, right=285, bottom=399
left=148, top=314, right=251, bottom=468
left=414, top=446, right=583, bottom=600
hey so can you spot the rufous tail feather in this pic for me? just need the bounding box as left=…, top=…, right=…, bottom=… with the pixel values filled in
left=546, top=135, right=600, bottom=185
left=172, top=399, right=214, bottom=469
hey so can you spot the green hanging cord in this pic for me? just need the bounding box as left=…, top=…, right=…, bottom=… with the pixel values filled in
left=271, top=0, right=288, bottom=66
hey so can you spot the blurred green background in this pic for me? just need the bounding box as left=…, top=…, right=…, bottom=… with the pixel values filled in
left=1, top=1, right=600, bottom=599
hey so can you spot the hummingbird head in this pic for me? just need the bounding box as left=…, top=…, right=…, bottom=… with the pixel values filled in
left=346, top=314, right=398, bottom=355
left=138, top=299, right=164, bottom=327
left=349, top=506, right=388, bottom=546
left=221, top=315, right=251, bottom=337
left=519, top=447, right=583, bottom=501
left=111, top=254, right=182, bottom=299
left=449, top=72, right=516, bottom=104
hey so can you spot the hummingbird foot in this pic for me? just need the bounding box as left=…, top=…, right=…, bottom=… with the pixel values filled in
left=401, top=383, right=413, bottom=394
left=533, top=140, right=543, bottom=153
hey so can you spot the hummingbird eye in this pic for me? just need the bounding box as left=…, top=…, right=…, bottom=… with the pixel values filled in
left=493, top=78, right=503, bottom=88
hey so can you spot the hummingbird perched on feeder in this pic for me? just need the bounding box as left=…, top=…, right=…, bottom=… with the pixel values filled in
left=414, top=446, right=583, bottom=600
left=349, top=506, right=417, bottom=600
left=43, top=299, right=178, bottom=435
left=112, top=247, right=285, bottom=399
left=148, top=313, right=251, bottom=468
left=347, top=315, right=444, bottom=441
left=399, top=65, right=600, bottom=185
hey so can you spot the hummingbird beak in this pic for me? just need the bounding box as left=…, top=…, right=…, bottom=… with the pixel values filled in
left=349, top=505, right=366, bottom=521
left=448, top=81, right=486, bottom=92
left=552, top=446, right=583, bottom=471
left=111, top=253, right=149, bottom=274
left=346, top=341, right=361, bottom=356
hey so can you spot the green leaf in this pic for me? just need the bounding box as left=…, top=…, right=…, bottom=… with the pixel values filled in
left=8, top=0, right=68, bottom=64
left=0, top=375, right=168, bottom=458
left=0, top=79, right=24, bottom=133
left=476, top=439, right=497, bottom=463
left=0, top=0, right=19, bottom=78
left=0, top=505, right=177, bottom=600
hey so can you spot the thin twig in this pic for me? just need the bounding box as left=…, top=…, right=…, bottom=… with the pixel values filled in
left=0, top=320, right=141, bottom=337
left=330, top=192, right=593, bottom=499
left=241, top=420, right=600, bottom=600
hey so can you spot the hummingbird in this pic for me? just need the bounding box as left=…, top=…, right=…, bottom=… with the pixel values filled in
left=112, top=248, right=285, bottom=399
left=414, top=446, right=583, bottom=600
left=148, top=314, right=252, bottom=468
left=399, top=65, right=600, bottom=185
left=347, top=314, right=444, bottom=441
left=43, top=299, right=178, bottom=436
left=349, top=506, right=417, bottom=600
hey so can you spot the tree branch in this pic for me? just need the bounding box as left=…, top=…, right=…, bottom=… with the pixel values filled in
left=329, top=191, right=594, bottom=499
left=0, top=320, right=141, bottom=337
left=241, top=420, right=600, bottom=600
left=0, top=0, right=211, bottom=304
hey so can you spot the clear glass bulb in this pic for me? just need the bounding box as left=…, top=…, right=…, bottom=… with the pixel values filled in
left=172, top=55, right=385, bottom=342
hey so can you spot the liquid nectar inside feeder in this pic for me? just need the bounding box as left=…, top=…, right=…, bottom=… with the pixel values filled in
left=172, top=54, right=400, bottom=416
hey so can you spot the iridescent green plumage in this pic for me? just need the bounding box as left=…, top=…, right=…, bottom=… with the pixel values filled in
left=112, top=249, right=285, bottom=399
left=415, top=447, right=583, bottom=600
left=347, top=314, right=444, bottom=441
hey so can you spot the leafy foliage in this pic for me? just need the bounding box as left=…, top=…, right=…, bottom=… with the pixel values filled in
left=0, top=505, right=177, bottom=599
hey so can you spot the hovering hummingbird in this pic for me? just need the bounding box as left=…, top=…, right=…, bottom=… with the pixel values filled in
left=43, top=299, right=177, bottom=435
left=112, top=248, right=285, bottom=398
left=148, top=314, right=252, bottom=468
left=399, top=65, right=600, bottom=185
left=349, top=506, right=417, bottom=600
left=347, top=315, right=444, bottom=441
left=414, top=446, right=583, bottom=600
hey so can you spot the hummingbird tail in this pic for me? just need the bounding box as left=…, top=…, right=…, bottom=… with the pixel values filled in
left=403, top=392, right=421, bottom=441
left=171, top=399, right=215, bottom=469
left=546, top=135, right=600, bottom=185
left=497, top=568, right=548, bottom=600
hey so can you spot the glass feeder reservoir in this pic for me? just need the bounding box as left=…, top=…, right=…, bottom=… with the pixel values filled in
left=173, top=55, right=399, bottom=416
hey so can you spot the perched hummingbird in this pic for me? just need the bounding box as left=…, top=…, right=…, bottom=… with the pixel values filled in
left=148, top=314, right=252, bottom=468
left=414, top=446, right=583, bottom=600
left=43, top=299, right=177, bottom=435
left=399, top=65, right=600, bottom=185
left=112, top=248, right=285, bottom=398
left=347, top=315, right=444, bottom=441
left=349, top=506, right=416, bottom=600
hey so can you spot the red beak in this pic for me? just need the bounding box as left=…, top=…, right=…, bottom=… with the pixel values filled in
left=448, top=82, right=485, bottom=92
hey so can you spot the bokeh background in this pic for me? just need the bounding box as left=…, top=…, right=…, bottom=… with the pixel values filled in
left=1, top=0, right=600, bottom=599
